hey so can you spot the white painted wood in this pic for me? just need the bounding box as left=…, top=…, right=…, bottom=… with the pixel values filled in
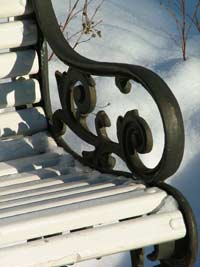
left=0, top=179, right=91, bottom=200
left=0, top=152, right=53, bottom=177
left=0, top=165, right=70, bottom=188
left=0, top=50, right=39, bottom=79
left=0, top=107, right=47, bottom=138
left=0, top=184, right=145, bottom=218
left=0, top=132, right=56, bottom=162
left=0, top=174, right=39, bottom=188
left=0, top=151, right=72, bottom=176
left=0, top=183, right=117, bottom=209
left=0, top=178, right=66, bottom=197
left=0, top=173, right=41, bottom=187
left=0, top=0, right=32, bottom=18
left=0, top=178, right=99, bottom=203
left=0, top=188, right=167, bottom=245
left=0, top=20, right=37, bottom=49
left=0, top=211, right=186, bottom=267
left=0, top=184, right=139, bottom=212
left=0, top=79, right=41, bottom=108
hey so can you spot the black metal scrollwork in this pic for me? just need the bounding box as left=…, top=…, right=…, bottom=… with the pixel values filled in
left=51, top=66, right=155, bottom=179
left=49, top=65, right=184, bottom=185
left=33, top=0, right=185, bottom=184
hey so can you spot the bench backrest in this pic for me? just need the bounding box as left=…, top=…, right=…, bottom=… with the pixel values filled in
left=0, top=0, right=50, bottom=139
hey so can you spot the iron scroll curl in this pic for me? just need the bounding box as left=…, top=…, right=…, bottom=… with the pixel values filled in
left=32, top=0, right=185, bottom=184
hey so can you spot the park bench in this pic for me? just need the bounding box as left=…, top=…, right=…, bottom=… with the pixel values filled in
left=0, top=0, right=198, bottom=266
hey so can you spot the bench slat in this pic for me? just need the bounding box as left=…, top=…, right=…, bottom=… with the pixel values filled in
left=0, top=107, right=47, bottom=139
left=0, top=151, right=72, bottom=177
left=0, top=79, right=41, bottom=108
left=0, top=167, right=70, bottom=188
left=0, top=0, right=32, bottom=18
left=0, top=132, right=57, bottom=162
left=0, top=184, right=137, bottom=213
left=0, top=178, right=66, bottom=198
left=0, top=187, right=167, bottom=245
left=0, top=183, right=115, bottom=210
left=0, top=212, right=185, bottom=267
left=0, top=177, right=112, bottom=203
left=0, top=50, right=39, bottom=79
left=0, top=20, right=37, bottom=50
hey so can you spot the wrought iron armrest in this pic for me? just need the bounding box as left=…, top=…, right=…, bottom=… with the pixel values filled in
left=32, top=1, right=198, bottom=267
left=33, top=0, right=185, bottom=184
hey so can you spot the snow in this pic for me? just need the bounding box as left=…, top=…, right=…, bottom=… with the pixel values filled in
left=49, top=0, right=200, bottom=265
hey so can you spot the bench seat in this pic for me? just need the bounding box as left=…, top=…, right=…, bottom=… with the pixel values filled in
left=0, top=133, right=186, bottom=267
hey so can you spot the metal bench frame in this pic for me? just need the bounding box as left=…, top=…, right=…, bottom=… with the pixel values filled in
left=34, top=1, right=184, bottom=183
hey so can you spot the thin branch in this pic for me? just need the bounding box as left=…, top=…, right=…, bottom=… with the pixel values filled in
left=160, top=0, right=200, bottom=60
left=49, top=0, right=104, bottom=61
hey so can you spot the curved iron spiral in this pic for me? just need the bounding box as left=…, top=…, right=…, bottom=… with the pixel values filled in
left=33, top=0, right=185, bottom=184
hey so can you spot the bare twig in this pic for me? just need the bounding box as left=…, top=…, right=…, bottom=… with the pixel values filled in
left=49, top=0, right=104, bottom=61
left=160, top=0, right=200, bottom=60
left=187, top=0, right=200, bottom=32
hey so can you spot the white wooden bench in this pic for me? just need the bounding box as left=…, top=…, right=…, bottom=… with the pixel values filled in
left=0, top=1, right=197, bottom=266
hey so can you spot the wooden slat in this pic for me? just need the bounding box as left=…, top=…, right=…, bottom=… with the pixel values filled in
left=0, top=175, right=145, bottom=203
left=0, top=183, right=116, bottom=209
left=0, top=187, right=167, bottom=245
left=0, top=107, right=47, bottom=138
left=0, top=177, right=95, bottom=203
left=0, top=151, right=72, bottom=177
left=0, top=175, right=142, bottom=203
left=0, top=79, right=41, bottom=109
left=0, top=212, right=185, bottom=267
left=0, top=50, right=39, bottom=79
left=0, top=178, right=66, bottom=197
left=0, top=0, right=32, bottom=18
left=0, top=179, right=91, bottom=200
left=0, top=132, right=57, bottom=162
left=0, top=20, right=37, bottom=50
left=0, top=165, right=70, bottom=188
left=0, top=212, right=186, bottom=267
left=0, top=184, right=135, bottom=213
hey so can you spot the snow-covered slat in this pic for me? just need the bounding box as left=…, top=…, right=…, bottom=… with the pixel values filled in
left=0, top=178, right=67, bottom=197
left=0, top=151, right=69, bottom=177
left=0, top=20, right=37, bottom=50
left=0, top=211, right=185, bottom=267
left=0, top=174, right=42, bottom=188
left=0, top=187, right=167, bottom=245
left=0, top=171, right=142, bottom=203
left=0, top=0, right=32, bottom=18
left=0, top=79, right=41, bottom=109
left=0, top=50, right=39, bottom=79
left=0, top=132, right=57, bottom=162
left=0, top=183, right=117, bottom=209
left=0, top=184, right=144, bottom=218
left=0, top=165, right=70, bottom=188
left=0, top=107, right=47, bottom=138
left=0, top=178, right=100, bottom=203
left=0, top=178, right=92, bottom=199
left=0, top=184, right=134, bottom=211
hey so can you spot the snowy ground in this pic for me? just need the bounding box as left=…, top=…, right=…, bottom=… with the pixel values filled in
left=49, top=0, right=200, bottom=266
